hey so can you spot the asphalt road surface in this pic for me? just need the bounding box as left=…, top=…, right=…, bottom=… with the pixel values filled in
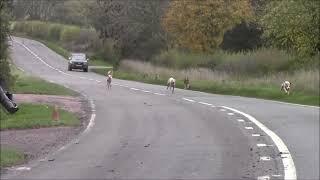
left=2, top=37, right=319, bottom=180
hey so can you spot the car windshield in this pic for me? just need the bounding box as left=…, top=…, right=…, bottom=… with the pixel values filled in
left=71, top=54, right=86, bottom=61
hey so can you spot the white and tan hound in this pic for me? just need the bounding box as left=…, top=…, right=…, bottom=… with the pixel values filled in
left=167, top=77, right=176, bottom=93
left=281, top=81, right=291, bottom=95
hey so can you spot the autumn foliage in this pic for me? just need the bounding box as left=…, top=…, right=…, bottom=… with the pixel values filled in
left=162, top=0, right=253, bottom=52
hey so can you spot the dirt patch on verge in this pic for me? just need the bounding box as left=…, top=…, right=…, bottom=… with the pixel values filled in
left=0, top=94, right=91, bottom=168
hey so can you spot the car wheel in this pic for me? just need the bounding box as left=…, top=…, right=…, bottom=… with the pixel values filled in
left=84, top=68, right=88, bottom=72
left=68, top=66, right=72, bottom=71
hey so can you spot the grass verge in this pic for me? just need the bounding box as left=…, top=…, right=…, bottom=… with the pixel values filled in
left=13, top=76, right=76, bottom=96
left=10, top=64, right=77, bottom=96
left=0, top=147, right=25, bottom=168
left=0, top=103, right=80, bottom=130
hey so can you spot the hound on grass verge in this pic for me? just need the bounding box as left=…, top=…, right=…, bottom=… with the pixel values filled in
left=184, top=76, right=190, bottom=89
left=167, top=77, right=176, bottom=93
left=106, top=74, right=112, bottom=90
left=281, top=81, right=291, bottom=95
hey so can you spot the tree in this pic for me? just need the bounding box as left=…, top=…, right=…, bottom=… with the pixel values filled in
left=260, top=0, right=320, bottom=57
left=84, top=0, right=169, bottom=59
left=12, top=0, right=61, bottom=21
left=0, top=0, right=14, bottom=90
left=220, top=22, right=263, bottom=52
left=162, top=0, right=253, bottom=52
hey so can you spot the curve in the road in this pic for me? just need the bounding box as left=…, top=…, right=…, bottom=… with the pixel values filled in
left=7, top=37, right=318, bottom=179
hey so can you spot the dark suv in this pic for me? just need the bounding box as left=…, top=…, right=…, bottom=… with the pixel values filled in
left=68, top=53, right=89, bottom=72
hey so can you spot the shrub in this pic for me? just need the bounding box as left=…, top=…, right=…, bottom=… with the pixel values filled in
left=48, top=24, right=62, bottom=41
left=96, top=39, right=121, bottom=68
left=152, top=48, right=294, bottom=75
left=215, top=48, right=293, bottom=75
left=60, top=26, right=81, bottom=42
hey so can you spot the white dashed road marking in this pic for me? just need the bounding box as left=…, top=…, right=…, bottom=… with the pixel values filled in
left=272, top=174, right=282, bottom=177
left=237, top=119, right=245, bottom=122
left=220, top=109, right=226, bottom=112
left=130, top=88, right=140, bottom=91
left=252, top=134, right=261, bottom=137
left=257, top=143, right=266, bottom=147
left=257, top=176, right=270, bottom=180
left=257, top=143, right=273, bottom=147
left=15, top=167, right=31, bottom=171
left=227, top=113, right=234, bottom=115
left=182, top=98, right=195, bottom=102
left=222, top=106, right=296, bottom=180
left=260, top=156, right=271, bottom=161
left=198, top=102, right=212, bottom=106
left=245, top=127, right=254, bottom=130
left=154, top=93, right=165, bottom=96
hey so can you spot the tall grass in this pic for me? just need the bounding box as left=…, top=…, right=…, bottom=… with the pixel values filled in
left=151, top=48, right=297, bottom=75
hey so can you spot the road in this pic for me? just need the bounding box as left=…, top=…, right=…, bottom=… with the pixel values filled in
left=3, top=37, right=319, bottom=179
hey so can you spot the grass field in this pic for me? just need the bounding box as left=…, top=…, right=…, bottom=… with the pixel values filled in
left=13, top=76, right=77, bottom=96
left=10, top=64, right=77, bottom=96
left=0, top=147, right=25, bottom=168
left=0, top=103, right=80, bottom=130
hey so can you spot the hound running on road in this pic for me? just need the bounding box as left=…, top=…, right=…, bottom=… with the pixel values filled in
left=167, top=77, right=176, bottom=93
left=106, top=71, right=113, bottom=90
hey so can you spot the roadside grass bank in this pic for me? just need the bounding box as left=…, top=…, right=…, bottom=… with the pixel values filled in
left=0, top=147, right=25, bottom=168
left=10, top=64, right=77, bottom=96
left=0, top=103, right=79, bottom=130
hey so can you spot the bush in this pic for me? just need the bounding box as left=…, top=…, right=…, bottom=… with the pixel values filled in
left=215, top=48, right=293, bottom=75
left=60, top=26, right=81, bottom=42
left=96, top=39, right=121, bottom=68
left=151, top=49, right=211, bottom=69
left=48, top=24, right=63, bottom=41
left=151, top=48, right=294, bottom=75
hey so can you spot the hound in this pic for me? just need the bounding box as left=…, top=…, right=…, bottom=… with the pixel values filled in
left=281, top=81, right=291, bottom=95
left=184, top=76, right=190, bottom=89
left=167, top=77, right=176, bottom=93
left=106, top=74, right=112, bottom=90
